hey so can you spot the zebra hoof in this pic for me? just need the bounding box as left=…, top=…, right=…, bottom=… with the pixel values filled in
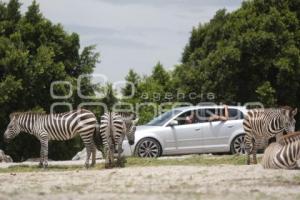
left=90, top=163, right=96, bottom=168
left=43, top=161, right=48, bottom=168
left=38, top=162, right=43, bottom=168
left=84, top=163, right=90, bottom=169
left=104, top=163, right=113, bottom=169
left=116, top=162, right=125, bottom=168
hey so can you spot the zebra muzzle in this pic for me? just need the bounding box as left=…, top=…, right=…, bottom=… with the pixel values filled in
left=3, top=137, right=10, bottom=143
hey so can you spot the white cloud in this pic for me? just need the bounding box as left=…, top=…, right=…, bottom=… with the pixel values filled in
left=17, top=0, right=243, bottom=81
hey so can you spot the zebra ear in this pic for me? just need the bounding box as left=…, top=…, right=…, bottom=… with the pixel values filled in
left=132, top=118, right=139, bottom=125
left=9, top=113, right=17, bottom=120
left=291, top=108, right=297, bottom=117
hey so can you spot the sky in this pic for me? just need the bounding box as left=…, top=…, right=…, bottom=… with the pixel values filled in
left=17, top=0, right=243, bottom=82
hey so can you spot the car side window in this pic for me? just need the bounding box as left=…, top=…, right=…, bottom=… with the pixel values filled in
left=197, top=108, right=219, bottom=122
left=205, top=108, right=220, bottom=122
left=175, top=110, right=198, bottom=125
left=228, top=108, right=244, bottom=120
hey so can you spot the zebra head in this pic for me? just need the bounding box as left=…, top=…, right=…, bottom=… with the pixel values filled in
left=124, top=116, right=139, bottom=145
left=4, top=113, right=21, bottom=143
left=281, top=107, right=297, bottom=133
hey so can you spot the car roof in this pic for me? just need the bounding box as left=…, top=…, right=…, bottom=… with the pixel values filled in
left=173, top=105, right=247, bottom=112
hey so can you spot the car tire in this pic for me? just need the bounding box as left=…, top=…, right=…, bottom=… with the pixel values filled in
left=230, top=134, right=246, bottom=154
left=135, top=138, right=162, bottom=158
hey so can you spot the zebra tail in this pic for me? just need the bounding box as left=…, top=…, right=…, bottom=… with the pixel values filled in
left=93, top=123, right=105, bottom=154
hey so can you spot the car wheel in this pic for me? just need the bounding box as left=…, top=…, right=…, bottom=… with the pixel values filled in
left=135, top=138, right=162, bottom=158
left=231, top=134, right=246, bottom=154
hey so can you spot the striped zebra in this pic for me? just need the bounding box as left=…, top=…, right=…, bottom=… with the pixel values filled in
left=3, top=109, right=97, bottom=168
left=96, top=112, right=138, bottom=168
left=243, top=107, right=297, bottom=165
left=262, top=132, right=300, bottom=169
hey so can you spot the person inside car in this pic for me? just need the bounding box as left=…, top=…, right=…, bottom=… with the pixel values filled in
left=208, top=105, right=229, bottom=122
left=185, top=111, right=197, bottom=124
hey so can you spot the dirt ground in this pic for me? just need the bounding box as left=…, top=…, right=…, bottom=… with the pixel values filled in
left=0, top=162, right=300, bottom=200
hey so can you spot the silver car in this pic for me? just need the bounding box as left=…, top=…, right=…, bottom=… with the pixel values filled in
left=122, top=105, right=248, bottom=157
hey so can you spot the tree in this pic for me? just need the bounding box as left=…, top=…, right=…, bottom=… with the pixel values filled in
left=151, top=62, right=170, bottom=90
left=122, top=0, right=300, bottom=126
left=0, top=0, right=100, bottom=161
left=122, top=69, right=140, bottom=98
left=101, top=83, right=118, bottom=112
left=175, top=0, right=300, bottom=107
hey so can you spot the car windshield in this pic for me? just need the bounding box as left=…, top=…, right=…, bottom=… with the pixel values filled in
left=147, top=109, right=182, bottom=126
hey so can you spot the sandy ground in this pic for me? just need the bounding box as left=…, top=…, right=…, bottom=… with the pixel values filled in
left=0, top=162, right=300, bottom=200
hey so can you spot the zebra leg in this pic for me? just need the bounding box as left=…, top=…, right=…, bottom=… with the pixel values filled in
left=116, top=138, right=125, bottom=167
left=84, top=145, right=93, bottom=169
left=39, top=140, right=48, bottom=168
left=116, top=145, right=122, bottom=167
left=109, top=144, right=115, bottom=168
left=39, top=134, right=48, bottom=168
left=91, top=145, right=96, bottom=167
left=38, top=155, right=44, bottom=168
left=80, top=131, right=95, bottom=168
left=252, top=141, right=258, bottom=164
left=104, top=147, right=110, bottom=169
left=104, top=146, right=114, bottom=169
left=244, top=134, right=253, bottom=165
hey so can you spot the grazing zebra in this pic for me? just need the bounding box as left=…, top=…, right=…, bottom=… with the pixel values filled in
left=262, top=132, right=300, bottom=169
left=3, top=109, right=97, bottom=168
left=243, top=107, right=297, bottom=165
left=96, top=112, right=138, bottom=168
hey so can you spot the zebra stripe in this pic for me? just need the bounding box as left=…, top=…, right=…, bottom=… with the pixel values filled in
left=3, top=109, right=97, bottom=168
left=262, top=132, right=300, bottom=169
left=243, top=107, right=297, bottom=165
left=98, top=112, right=138, bottom=168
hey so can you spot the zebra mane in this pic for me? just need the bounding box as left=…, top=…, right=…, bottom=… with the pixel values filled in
left=279, top=105, right=293, bottom=110
left=10, top=111, right=46, bottom=119
left=278, top=132, right=300, bottom=145
left=116, top=112, right=136, bottom=119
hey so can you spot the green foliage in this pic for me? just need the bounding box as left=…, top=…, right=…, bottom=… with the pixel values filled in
left=255, top=81, right=276, bottom=107
left=177, top=0, right=300, bottom=107
left=122, top=0, right=300, bottom=126
left=101, top=83, right=118, bottom=112
left=122, top=69, right=140, bottom=98
left=0, top=0, right=99, bottom=161
left=122, top=63, right=172, bottom=124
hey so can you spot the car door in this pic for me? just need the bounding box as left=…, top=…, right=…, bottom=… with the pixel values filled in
left=169, top=110, right=207, bottom=154
left=201, top=108, right=244, bottom=152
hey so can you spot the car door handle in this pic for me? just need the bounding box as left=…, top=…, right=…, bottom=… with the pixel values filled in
left=195, top=128, right=201, bottom=131
left=227, top=125, right=234, bottom=128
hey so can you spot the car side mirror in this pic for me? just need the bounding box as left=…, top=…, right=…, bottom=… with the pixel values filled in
left=169, top=120, right=178, bottom=126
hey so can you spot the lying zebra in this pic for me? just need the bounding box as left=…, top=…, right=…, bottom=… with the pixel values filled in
left=3, top=109, right=97, bottom=168
left=262, top=132, right=300, bottom=169
left=96, top=112, right=138, bottom=168
left=243, top=107, right=297, bottom=165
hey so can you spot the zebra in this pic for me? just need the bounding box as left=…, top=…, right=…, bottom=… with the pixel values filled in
left=96, top=112, right=138, bottom=168
left=3, top=109, right=97, bottom=168
left=262, top=132, right=300, bottom=169
left=243, top=107, right=297, bottom=165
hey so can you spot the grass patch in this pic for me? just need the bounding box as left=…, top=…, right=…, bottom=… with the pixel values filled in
left=293, top=175, right=300, bottom=184
left=0, top=154, right=254, bottom=173
left=0, top=164, right=100, bottom=173
left=126, top=154, right=250, bottom=167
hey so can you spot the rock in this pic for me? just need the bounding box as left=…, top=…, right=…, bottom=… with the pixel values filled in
left=72, top=148, right=103, bottom=161
left=0, top=149, right=13, bottom=163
